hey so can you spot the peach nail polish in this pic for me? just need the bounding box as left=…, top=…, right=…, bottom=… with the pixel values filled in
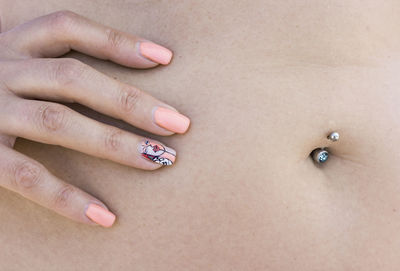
left=154, top=107, right=190, bottom=134
left=85, top=203, right=116, bottom=228
left=139, top=42, right=173, bottom=65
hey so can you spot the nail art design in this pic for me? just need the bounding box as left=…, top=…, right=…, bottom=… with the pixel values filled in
left=139, top=139, right=176, bottom=166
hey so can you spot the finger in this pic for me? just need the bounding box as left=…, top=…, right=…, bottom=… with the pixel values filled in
left=1, top=58, right=190, bottom=135
left=1, top=10, right=172, bottom=67
left=0, top=96, right=177, bottom=169
left=0, top=144, right=116, bottom=227
left=0, top=134, right=16, bottom=148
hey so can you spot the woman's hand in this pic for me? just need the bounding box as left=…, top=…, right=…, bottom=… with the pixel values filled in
left=0, top=11, right=190, bottom=228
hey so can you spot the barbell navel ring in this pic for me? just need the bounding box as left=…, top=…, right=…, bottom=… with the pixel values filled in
left=312, top=132, right=340, bottom=164
left=327, top=131, right=340, bottom=142
left=312, top=148, right=329, bottom=164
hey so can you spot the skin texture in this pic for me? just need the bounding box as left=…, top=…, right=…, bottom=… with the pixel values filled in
left=1, top=0, right=400, bottom=270
left=0, top=10, right=192, bottom=227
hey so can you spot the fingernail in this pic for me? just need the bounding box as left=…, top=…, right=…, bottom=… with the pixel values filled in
left=139, top=42, right=173, bottom=65
left=138, top=139, right=176, bottom=166
left=153, top=107, right=190, bottom=134
left=85, top=203, right=116, bottom=228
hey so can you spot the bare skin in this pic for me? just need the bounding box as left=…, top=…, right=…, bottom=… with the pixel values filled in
left=1, top=1, right=400, bottom=270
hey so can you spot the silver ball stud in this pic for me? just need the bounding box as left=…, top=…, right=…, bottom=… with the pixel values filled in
left=327, top=132, right=340, bottom=142
left=312, top=148, right=329, bottom=164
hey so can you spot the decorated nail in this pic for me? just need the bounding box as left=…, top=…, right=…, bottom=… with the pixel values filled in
left=138, top=139, right=176, bottom=166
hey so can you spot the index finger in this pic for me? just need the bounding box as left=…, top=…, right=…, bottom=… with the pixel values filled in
left=0, top=10, right=173, bottom=68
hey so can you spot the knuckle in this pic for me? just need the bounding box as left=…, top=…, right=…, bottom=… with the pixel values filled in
left=0, top=33, right=21, bottom=59
left=13, top=160, right=43, bottom=190
left=53, top=184, right=75, bottom=209
left=118, top=86, right=142, bottom=114
left=105, top=28, right=127, bottom=50
left=103, top=127, right=123, bottom=152
left=0, top=135, right=16, bottom=148
left=51, top=58, right=86, bottom=86
left=46, top=10, right=78, bottom=32
left=36, top=104, right=69, bottom=133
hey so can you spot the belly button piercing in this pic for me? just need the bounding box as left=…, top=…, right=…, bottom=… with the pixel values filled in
left=312, top=149, right=329, bottom=164
left=312, top=131, right=340, bottom=164
left=327, top=131, right=340, bottom=142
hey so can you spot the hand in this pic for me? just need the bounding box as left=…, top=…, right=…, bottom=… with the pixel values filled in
left=0, top=11, right=190, bottom=228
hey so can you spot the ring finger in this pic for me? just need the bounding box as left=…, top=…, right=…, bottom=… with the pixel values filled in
left=0, top=94, right=177, bottom=169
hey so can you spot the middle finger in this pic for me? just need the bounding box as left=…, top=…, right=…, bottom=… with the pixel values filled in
left=0, top=58, right=190, bottom=135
